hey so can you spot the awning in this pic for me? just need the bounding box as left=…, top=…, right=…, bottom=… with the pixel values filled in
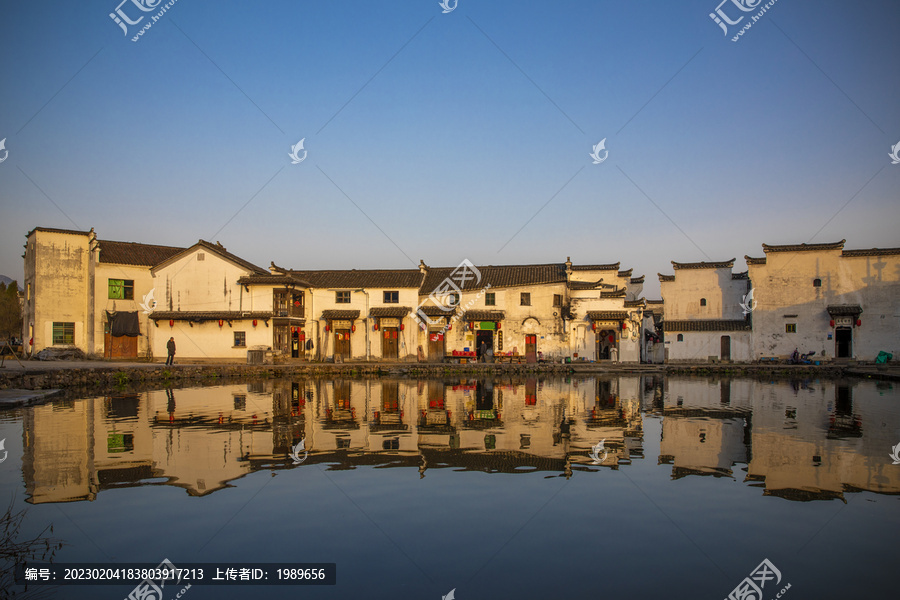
left=827, top=305, right=862, bottom=317
left=587, top=311, right=629, bottom=321
left=369, top=307, right=412, bottom=318
left=321, top=310, right=361, bottom=320
left=151, top=311, right=272, bottom=322
left=463, top=311, right=505, bottom=322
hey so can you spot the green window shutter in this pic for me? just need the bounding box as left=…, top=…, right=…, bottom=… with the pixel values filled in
left=108, top=279, right=125, bottom=299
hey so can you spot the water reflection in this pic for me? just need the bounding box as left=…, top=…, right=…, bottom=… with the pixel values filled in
left=19, top=376, right=900, bottom=504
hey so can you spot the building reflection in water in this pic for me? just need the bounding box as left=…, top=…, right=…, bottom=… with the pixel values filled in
left=19, top=375, right=900, bottom=504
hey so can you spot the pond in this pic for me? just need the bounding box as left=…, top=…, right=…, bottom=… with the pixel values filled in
left=1, top=375, right=897, bottom=599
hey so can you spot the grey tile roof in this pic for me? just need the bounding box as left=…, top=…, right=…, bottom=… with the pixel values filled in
left=663, top=319, right=751, bottom=332
left=841, top=247, right=900, bottom=257
left=672, top=259, right=736, bottom=270
left=237, top=274, right=311, bottom=286
left=287, top=269, right=424, bottom=289
left=462, top=310, right=505, bottom=321
left=587, top=311, right=629, bottom=320
left=762, top=240, right=845, bottom=253
left=99, top=240, right=185, bottom=267
left=420, top=264, right=567, bottom=293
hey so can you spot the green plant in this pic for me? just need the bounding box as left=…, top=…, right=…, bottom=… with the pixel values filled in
left=113, top=371, right=129, bottom=386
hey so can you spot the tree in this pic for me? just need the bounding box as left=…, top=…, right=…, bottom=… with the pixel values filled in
left=0, top=282, right=23, bottom=341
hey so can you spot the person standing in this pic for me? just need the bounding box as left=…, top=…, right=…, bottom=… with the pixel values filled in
left=166, top=337, right=176, bottom=365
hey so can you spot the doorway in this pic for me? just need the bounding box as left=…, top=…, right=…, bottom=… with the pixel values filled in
left=289, top=329, right=303, bottom=358
left=428, top=330, right=445, bottom=361
left=525, top=334, right=537, bottom=363
left=382, top=328, right=399, bottom=359
left=835, top=328, right=852, bottom=358
left=596, top=329, right=617, bottom=360
left=334, top=329, right=351, bottom=360
left=476, top=330, right=494, bottom=362
left=720, top=335, right=731, bottom=361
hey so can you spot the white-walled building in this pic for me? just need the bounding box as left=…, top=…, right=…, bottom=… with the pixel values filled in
left=658, top=259, right=752, bottom=363
left=22, top=227, right=182, bottom=358
left=148, top=241, right=308, bottom=362
left=746, top=240, right=900, bottom=362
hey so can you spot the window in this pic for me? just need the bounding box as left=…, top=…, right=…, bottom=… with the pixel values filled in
left=485, top=292, right=496, bottom=306
left=520, top=292, right=531, bottom=306
left=785, top=324, right=797, bottom=333
left=336, top=291, right=351, bottom=303
left=234, top=331, right=246, bottom=347
left=52, top=322, right=75, bottom=345
left=383, top=291, right=399, bottom=303
left=677, top=334, right=684, bottom=342
left=449, top=292, right=460, bottom=307
left=197, top=252, right=205, bottom=261
left=108, top=279, right=134, bottom=300
left=553, top=294, right=562, bottom=307
left=813, top=278, right=822, bottom=287
left=700, top=298, right=707, bottom=307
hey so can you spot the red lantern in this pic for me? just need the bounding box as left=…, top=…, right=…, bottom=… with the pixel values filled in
left=856, top=319, right=861, bottom=327
left=253, top=319, right=258, bottom=326
left=496, top=322, right=501, bottom=330
left=830, top=320, right=835, bottom=328
left=352, top=325, right=356, bottom=333
left=621, top=322, right=626, bottom=330
left=591, top=323, right=596, bottom=331
left=325, top=325, right=330, bottom=332
left=218, top=319, right=224, bottom=327
left=169, top=320, right=174, bottom=327
left=400, top=323, right=405, bottom=331
left=447, top=324, right=452, bottom=331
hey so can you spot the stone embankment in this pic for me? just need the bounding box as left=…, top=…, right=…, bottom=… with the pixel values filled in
left=0, top=361, right=895, bottom=397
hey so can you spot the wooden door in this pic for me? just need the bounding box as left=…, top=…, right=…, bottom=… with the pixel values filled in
left=334, top=330, right=351, bottom=360
left=720, top=335, right=731, bottom=361
left=104, top=333, right=138, bottom=358
left=428, top=331, right=445, bottom=361
left=525, top=334, right=537, bottom=363
left=836, top=328, right=852, bottom=358
left=383, top=328, right=399, bottom=359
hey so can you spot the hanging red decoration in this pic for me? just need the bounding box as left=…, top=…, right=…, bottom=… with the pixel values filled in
left=496, top=322, right=501, bottom=330
left=325, top=325, right=330, bottom=332
left=218, top=319, right=224, bottom=327
left=351, top=325, right=356, bottom=333
left=829, top=320, right=835, bottom=328
left=374, top=323, right=379, bottom=331
left=253, top=319, right=258, bottom=326
left=621, top=322, right=627, bottom=330
left=591, top=323, right=596, bottom=331
left=856, top=319, right=861, bottom=327
left=400, top=323, right=405, bottom=331
left=169, top=320, right=174, bottom=327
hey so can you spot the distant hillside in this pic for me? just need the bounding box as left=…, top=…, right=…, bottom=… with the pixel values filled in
left=0, top=275, right=23, bottom=291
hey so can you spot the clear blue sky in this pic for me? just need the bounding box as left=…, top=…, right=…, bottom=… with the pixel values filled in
left=1, top=0, right=898, bottom=296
